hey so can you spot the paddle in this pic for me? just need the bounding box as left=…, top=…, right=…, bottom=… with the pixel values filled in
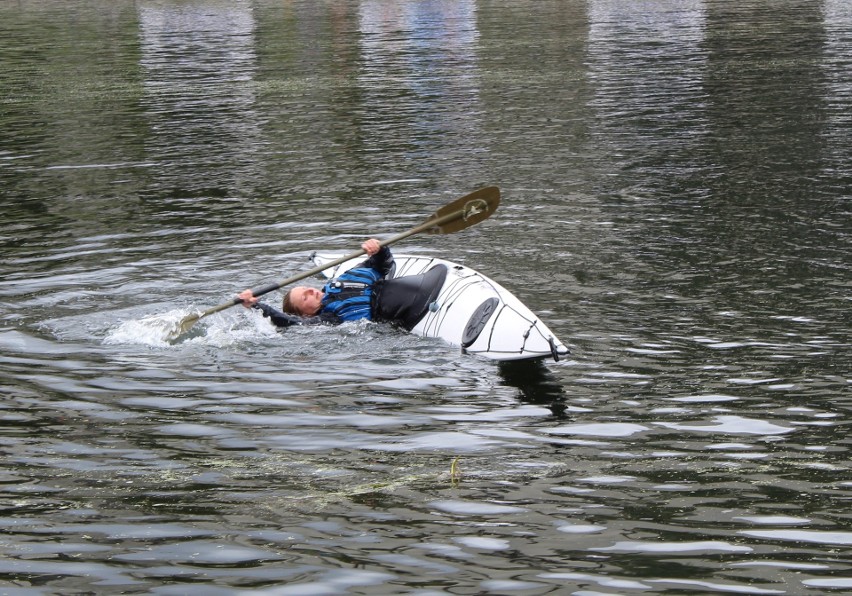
left=167, top=186, right=500, bottom=342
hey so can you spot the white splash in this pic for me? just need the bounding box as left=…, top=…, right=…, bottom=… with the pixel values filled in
left=104, top=309, right=192, bottom=347
left=102, top=307, right=291, bottom=348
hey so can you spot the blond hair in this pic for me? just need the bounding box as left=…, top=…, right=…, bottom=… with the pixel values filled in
left=282, top=289, right=296, bottom=314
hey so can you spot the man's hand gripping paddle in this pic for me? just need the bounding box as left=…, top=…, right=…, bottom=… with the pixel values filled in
left=166, top=186, right=500, bottom=342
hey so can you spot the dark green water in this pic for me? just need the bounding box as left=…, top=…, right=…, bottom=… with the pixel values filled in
left=1, top=1, right=850, bottom=593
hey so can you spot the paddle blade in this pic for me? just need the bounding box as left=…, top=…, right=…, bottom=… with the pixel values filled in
left=427, top=186, right=500, bottom=235
left=167, top=312, right=200, bottom=342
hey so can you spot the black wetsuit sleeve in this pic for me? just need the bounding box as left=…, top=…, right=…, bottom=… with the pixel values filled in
left=252, top=303, right=340, bottom=327
left=358, top=245, right=394, bottom=278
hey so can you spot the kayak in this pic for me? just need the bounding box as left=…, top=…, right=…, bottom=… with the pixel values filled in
left=312, top=252, right=569, bottom=362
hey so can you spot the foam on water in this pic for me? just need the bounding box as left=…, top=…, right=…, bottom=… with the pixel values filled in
left=102, top=307, right=279, bottom=348
left=103, top=309, right=192, bottom=347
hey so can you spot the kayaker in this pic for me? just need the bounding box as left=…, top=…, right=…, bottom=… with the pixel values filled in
left=237, top=238, right=447, bottom=331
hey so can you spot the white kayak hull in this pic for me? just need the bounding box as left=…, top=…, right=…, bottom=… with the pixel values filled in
left=312, top=253, right=569, bottom=362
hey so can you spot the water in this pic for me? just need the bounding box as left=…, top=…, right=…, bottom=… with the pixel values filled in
left=1, top=0, right=850, bottom=593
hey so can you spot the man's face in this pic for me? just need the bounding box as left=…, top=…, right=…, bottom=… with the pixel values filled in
left=289, top=286, right=323, bottom=316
